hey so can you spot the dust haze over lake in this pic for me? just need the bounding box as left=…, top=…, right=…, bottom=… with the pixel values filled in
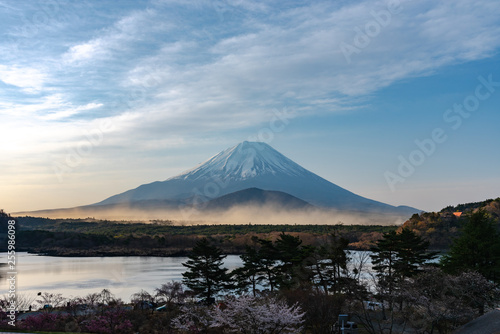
left=15, top=203, right=408, bottom=226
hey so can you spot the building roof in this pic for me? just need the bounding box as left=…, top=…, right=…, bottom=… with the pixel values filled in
left=454, top=309, right=500, bottom=334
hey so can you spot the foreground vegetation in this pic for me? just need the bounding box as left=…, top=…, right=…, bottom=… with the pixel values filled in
left=1, top=209, right=499, bottom=333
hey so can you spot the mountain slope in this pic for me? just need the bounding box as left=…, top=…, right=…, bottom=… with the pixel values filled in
left=400, top=197, right=500, bottom=250
left=204, top=188, right=313, bottom=210
left=95, top=141, right=418, bottom=216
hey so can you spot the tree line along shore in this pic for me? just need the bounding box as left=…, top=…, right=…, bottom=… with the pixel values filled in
left=5, top=219, right=398, bottom=256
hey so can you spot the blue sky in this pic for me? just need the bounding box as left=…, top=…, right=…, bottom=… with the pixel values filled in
left=1, top=0, right=500, bottom=213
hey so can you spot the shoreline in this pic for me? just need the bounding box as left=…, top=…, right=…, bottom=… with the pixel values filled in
left=16, top=246, right=446, bottom=258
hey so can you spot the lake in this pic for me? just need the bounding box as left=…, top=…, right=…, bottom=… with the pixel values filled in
left=1, top=251, right=380, bottom=304
left=0, top=252, right=243, bottom=303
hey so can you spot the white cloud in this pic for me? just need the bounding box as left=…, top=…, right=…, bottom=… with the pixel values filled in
left=52, top=0, right=500, bottom=139
left=64, top=38, right=109, bottom=64
left=40, top=102, right=103, bottom=121
left=62, top=8, right=172, bottom=66
left=88, top=0, right=500, bottom=152
left=7, top=0, right=498, bottom=142
left=0, top=94, right=102, bottom=121
left=0, top=64, right=46, bottom=93
left=2, top=0, right=500, bottom=211
left=0, top=94, right=64, bottom=116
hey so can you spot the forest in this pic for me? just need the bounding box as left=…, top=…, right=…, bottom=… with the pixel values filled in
left=5, top=215, right=397, bottom=256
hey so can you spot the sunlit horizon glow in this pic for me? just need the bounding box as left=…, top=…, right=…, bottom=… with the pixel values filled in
left=1, top=0, right=500, bottom=215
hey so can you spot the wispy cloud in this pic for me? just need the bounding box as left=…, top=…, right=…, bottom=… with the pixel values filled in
left=1, top=0, right=500, bottom=211
left=63, top=8, right=173, bottom=66
left=3, top=0, right=500, bottom=138
left=64, top=38, right=110, bottom=64
left=102, top=0, right=500, bottom=137
left=0, top=94, right=102, bottom=120
left=0, top=64, right=46, bottom=93
left=39, top=102, right=103, bottom=121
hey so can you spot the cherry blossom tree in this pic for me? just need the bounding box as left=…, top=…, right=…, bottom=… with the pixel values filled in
left=401, top=268, right=499, bottom=333
left=171, top=303, right=213, bottom=333
left=83, top=308, right=133, bottom=334
left=20, top=312, right=68, bottom=331
left=172, top=295, right=304, bottom=334
left=212, top=295, right=305, bottom=334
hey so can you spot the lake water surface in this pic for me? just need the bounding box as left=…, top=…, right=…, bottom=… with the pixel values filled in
left=1, top=252, right=243, bottom=303
left=1, top=251, right=381, bottom=304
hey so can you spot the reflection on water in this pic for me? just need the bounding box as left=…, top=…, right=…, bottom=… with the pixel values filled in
left=0, top=252, right=242, bottom=302
left=0, top=251, right=387, bottom=303
left=0, top=262, right=5, bottom=282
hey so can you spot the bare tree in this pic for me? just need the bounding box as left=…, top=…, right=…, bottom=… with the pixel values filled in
left=1, top=293, right=37, bottom=311
left=155, top=281, right=186, bottom=304
left=131, top=289, right=154, bottom=311
left=36, top=292, right=66, bottom=311
left=99, top=289, right=115, bottom=305
left=349, top=250, right=371, bottom=285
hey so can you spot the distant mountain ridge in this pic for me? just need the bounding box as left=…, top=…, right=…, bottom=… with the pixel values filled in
left=204, top=188, right=313, bottom=210
left=401, top=197, right=500, bottom=250
left=440, top=198, right=500, bottom=217
left=95, top=141, right=418, bottom=216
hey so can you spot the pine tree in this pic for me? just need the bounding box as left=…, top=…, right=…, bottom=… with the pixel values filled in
left=256, top=238, right=279, bottom=292
left=371, top=228, right=436, bottom=317
left=371, top=228, right=436, bottom=294
left=322, top=233, right=350, bottom=295
left=182, top=238, right=230, bottom=302
left=371, top=230, right=400, bottom=296
left=275, top=233, right=304, bottom=288
left=394, top=227, right=437, bottom=278
left=274, top=233, right=314, bottom=289
left=233, top=244, right=264, bottom=296
left=441, top=210, right=500, bottom=282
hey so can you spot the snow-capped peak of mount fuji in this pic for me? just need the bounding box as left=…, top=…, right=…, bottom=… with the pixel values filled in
left=175, top=141, right=311, bottom=181
left=95, top=141, right=419, bottom=217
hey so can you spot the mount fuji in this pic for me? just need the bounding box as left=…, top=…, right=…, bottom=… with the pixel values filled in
left=94, top=141, right=418, bottom=216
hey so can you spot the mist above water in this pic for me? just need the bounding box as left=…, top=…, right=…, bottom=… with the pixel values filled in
left=16, top=203, right=407, bottom=226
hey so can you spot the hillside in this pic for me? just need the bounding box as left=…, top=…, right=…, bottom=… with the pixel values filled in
left=204, top=188, right=314, bottom=210
left=441, top=198, right=500, bottom=217
left=400, top=197, right=500, bottom=250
